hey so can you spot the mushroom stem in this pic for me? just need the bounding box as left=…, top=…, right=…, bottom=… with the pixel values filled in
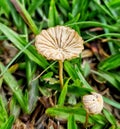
left=58, top=60, right=63, bottom=89
left=84, top=111, right=89, bottom=128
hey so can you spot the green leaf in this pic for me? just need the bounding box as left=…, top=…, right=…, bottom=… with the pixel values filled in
left=60, top=0, right=70, bottom=10
left=64, top=61, right=78, bottom=81
left=28, top=0, right=44, bottom=14
left=65, top=13, right=80, bottom=25
left=68, top=86, right=92, bottom=96
left=65, top=21, right=119, bottom=32
left=7, top=0, right=22, bottom=28
left=39, top=86, right=52, bottom=97
left=110, top=72, right=120, bottom=83
left=91, top=124, right=105, bottom=129
left=23, top=90, right=29, bottom=112
left=82, top=61, right=91, bottom=77
left=109, top=0, right=120, bottom=8
left=0, top=23, right=49, bottom=70
left=103, top=109, right=117, bottom=126
left=91, top=70, right=120, bottom=91
left=103, top=97, right=120, bottom=109
left=68, top=115, right=77, bottom=129
left=48, top=0, right=60, bottom=27
left=0, top=96, right=8, bottom=125
left=0, top=62, right=27, bottom=112
left=85, top=33, right=120, bottom=43
left=75, top=65, right=93, bottom=90
left=0, top=0, right=10, bottom=17
left=72, top=0, right=81, bottom=16
left=46, top=106, right=106, bottom=124
left=9, top=97, right=20, bottom=120
left=26, top=58, right=37, bottom=84
left=93, top=0, right=116, bottom=20
left=41, top=72, right=53, bottom=80
left=0, top=77, right=3, bottom=88
left=46, top=106, right=86, bottom=123
left=28, top=76, right=39, bottom=113
left=90, top=114, right=107, bottom=125
left=72, top=0, right=89, bottom=20
left=58, top=78, right=70, bottom=106
left=98, top=53, right=120, bottom=71
left=109, top=125, right=117, bottom=129
left=10, top=0, right=39, bottom=34
left=1, top=116, right=14, bottom=129
left=64, top=61, right=93, bottom=90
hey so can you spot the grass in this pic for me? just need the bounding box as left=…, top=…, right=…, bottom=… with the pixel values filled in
left=0, top=0, right=120, bottom=128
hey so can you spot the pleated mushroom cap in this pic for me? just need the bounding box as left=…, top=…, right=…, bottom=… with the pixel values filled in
left=83, top=92, right=103, bottom=114
left=35, top=26, right=84, bottom=61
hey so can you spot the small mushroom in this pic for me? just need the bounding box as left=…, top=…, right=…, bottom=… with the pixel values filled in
left=83, top=92, right=103, bottom=114
left=35, top=26, right=84, bottom=88
left=82, top=92, right=103, bottom=127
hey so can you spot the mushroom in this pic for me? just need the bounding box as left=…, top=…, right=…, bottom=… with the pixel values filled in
left=82, top=92, right=103, bottom=127
left=35, top=26, right=84, bottom=88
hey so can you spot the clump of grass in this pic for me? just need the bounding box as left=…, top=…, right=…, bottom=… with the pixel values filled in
left=0, top=0, right=120, bottom=128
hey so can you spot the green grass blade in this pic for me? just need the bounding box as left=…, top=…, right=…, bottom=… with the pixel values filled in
left=90, top=114, right=107, bottom=125
left=75, top=65, right=93, bottom=90
left=7, top=0, right=22, bottom=28
left=72, top=0, right=89, bottom=20
left=99, top=15, right=116, bottom=55
left=9, top=97, right=20, bottom=120
left=109, top=0, right=120, bottom=8
left=103, top=109, right=117, bottom=126
left=72, top=0, right=81, bottom=16
left=103, top=96, right=120, bottom=109
left=0, top=0, right=10, bottom=17
left=10, top=0, right=39, bottom=34
left=26, top=58, right=37, bottom=84
left=46, top=106, right=106, bottom=124
left=65, top=21, right=119, bottom=32
left=91, top=70, right=120, bottom=91
left=91, top=124, right=105, bottom=129
left=103, top=1, right=117, bottom=17
left=58, top=78, right=70, bottom=106
left=60, top=0, right=70, bottom=10
left=0, top=96, right=8, bottom=125
left=68, top=115, right=77, bottom=129
left=25, top=58, right=39, bottom=113
left=28, top=76, right=39, bottom=113
left=48, top=0, right=60, bottom=27
left=98, top=53, right=120, bottom=71
left=68, top=86, right=92, bottom=96
left=109, top=125, right=118, bottom=129
left=85, top=33, right=120, bottom=43
left=93, top=0, right=116, bottom=20
left=0, top=62, right=27, bottom=112
left=1, top=116, right=14, bottom=129
left=0, top=23, right=49, bottom=70
left=28, top=0, right=44, bottom=14
left=46, top=106, right=86, bottom=123
left=64, top=61, right=93, bottom=90
left=64, top=61, right=79, bottom=81
left=65, top=13, right=80, bottom=27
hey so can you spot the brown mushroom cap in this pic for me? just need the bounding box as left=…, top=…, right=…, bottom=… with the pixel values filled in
left=35, top=26, right=84, bottom=61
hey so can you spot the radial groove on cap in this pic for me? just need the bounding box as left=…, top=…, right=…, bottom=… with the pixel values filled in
left=35, top=26, right=84, bottom=61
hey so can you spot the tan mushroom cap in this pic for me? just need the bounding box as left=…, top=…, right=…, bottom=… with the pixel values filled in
left=83, top=92, right=103, bottom=114
left=35, top=26, right=84, bottom=61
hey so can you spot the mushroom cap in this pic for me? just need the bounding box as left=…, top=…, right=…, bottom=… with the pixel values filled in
left=35, top=26, right=84, bottom=61
left=82, top=92, right=103, bottom=114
